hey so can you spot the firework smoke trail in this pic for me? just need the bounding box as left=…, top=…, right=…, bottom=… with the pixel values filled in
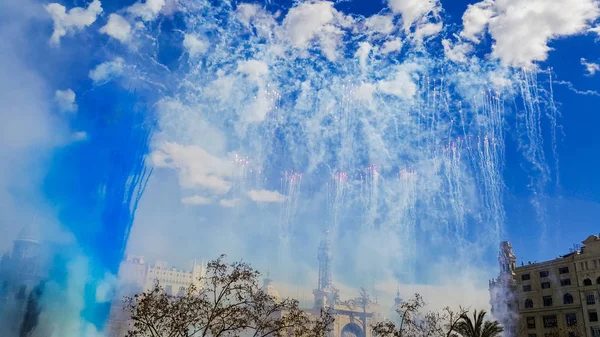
left=279, top=171, right=303, bottom=249
left=113, top=0, right=566, bottom=288
left=392, top=167, right=419, bottom=269
left=361, top=165, right=380, bottom=232
left=327, top=171, right=348, bottom=238
left=442, top=140, right=467, bottom=242
left=515, top=70, right=554, bottom=239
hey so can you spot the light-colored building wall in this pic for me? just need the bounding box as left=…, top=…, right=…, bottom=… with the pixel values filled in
left=105, top=255, right=205, bottom=337
left=492, top=235, right=600, bottom=337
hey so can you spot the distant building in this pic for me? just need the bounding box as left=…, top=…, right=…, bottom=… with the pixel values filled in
left=307, top=232, right=383, bottom=337
left=105, top=255, right=206, bottom=336
left=0, top=223, right=46, bottom=336
left=106, top=233, right=386, bottom=337
left=490, top=235, right=600, bottom=337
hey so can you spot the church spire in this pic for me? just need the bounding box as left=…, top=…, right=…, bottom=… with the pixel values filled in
left=317, top=230, right=332, bottom=290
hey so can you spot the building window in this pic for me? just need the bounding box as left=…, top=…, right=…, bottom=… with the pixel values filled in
left=590, top=311, right=599, bottom=322
left=543, top=315, right=557, bottom=328
left=541, top=282, right=551, bottom=289
left=564, top=293, right=574, bottom=304
left=592, top=328, right=600, bottom=337
left=528, top=335, right=537, bottom=337
left=525, top=299, right=534, bottom=308
left=543, top=296, right=553, bottom=307
left=566, top=313, right=577, bottom=326
left=588, top=294, right=596, bottom=305
left=527, top=317, right=536, bottom=329
left=523, top=285, right=532, bottom=292
left=522, top=274, right=531, bottom=281
left=540, top=270, right=549, bottom=278
left=561, top=278, right=572, bottom=286
left=584, top=279, right=593, bottom=286
left=597, top=277, right=600, bottom=285
left=559, top=267, right=569, bottom=274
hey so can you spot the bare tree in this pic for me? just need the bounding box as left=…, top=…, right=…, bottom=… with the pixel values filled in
left=372, top=294, right=470, bottom=337
left=372, top=293, right=424, bottom=337
left=124, top=255, right=333, bottom=337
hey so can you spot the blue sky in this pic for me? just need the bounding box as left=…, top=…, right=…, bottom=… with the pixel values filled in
left=1, top=0, right=600, bottom=334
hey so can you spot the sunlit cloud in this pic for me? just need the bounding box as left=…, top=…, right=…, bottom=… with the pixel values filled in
left=55, top=88, right=78, bottom=113
left=45, top=0, right=103, bottom=45
left=462, top=0, right=600, bottom=67
left=100, top=14, right=131, bottom=44
left=89, top=57, right=125, bottom=84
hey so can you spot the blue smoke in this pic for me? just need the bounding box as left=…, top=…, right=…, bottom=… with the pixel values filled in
left=43, top=84, right=153, bottom=329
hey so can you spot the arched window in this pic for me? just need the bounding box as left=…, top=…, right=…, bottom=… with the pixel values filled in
left=564, top=293, right=574, bottom=304
left=584, top=279, right=593, bottom=286
left=596, top=277, right=600, bottom=285
left=525, top=299, right=533, bottom=308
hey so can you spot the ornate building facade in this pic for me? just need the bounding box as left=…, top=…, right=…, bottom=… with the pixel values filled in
left=490, top=235, right=600, bottom=337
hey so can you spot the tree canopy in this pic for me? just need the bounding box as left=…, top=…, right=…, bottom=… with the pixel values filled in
left=372, top=294, right=501, bottom=337
left=124, top=255, right=333, bottom=337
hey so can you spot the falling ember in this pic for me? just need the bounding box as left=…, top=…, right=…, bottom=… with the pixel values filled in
left=327, top=171, right=349, bottom=237
left=279, top=170, right=303, bottom=248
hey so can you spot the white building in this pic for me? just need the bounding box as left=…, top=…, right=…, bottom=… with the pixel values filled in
left=105, top=255, right=205, bottom=336
left=117, top=255, right=205, bottom=295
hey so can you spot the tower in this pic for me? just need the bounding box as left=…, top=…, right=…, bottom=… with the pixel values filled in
left=314, top=231, right=336, bottom=309
left=489, top=241, right=517, bottom=337
left=318, top=232, right=333, bottom=291
left=498, top=241, right=516, bottom=282
left=12, top=223, right=40, bottom=262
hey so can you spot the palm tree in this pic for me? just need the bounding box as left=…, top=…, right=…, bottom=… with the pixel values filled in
left=455, top=310, right=503, bottom=337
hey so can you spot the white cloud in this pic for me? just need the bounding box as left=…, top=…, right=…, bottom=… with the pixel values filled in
left=181, top=195, right=213, bottom=205
left=381, top=38, right=403, bottom=54
left=183, top=34, right=208, bottom=56
left=151, top=142, right=233, bottom=194
left=354, top=83, right=377, bottom=103
left=414, top=21, right=442, bottom=41
left=354, top=42, right=372, bottom=70
left=45, top=0, right=103, bottom=45
left=489, top=72, right=512, bottom=87
left=442, top=39, right=473, bottom=63
left=127, top=0, right=165, bottom=21
left=237, top=59, right=269, bottom=78
left=284, top=1, right=334, bottom=48
left=236, top=60, right=274, bottom=123
left=55, top=88, right=77, bottom=113
left=462, top=0, right=600, bottom=67
left=99, top=14, right=131, bottom=43
left=247, top=189, right=286, bottom=203
left=460, top=0, right=494, bottom=44
left=364, top=14, right=395, bottom=35
left=219, top=198, right=240, bottom=208
left=387, top=0, right=438, bottom=31
left=590, top=25, right=600, bottom=38
left=283, top=1, right=344, bottom=61
left=236, top=3, right=260, bottom=26
left=89, top=57, right=125, bottom=84
left=377, top=65, right=419, bottom=100
left=581, top=58, right=600, bottom=76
